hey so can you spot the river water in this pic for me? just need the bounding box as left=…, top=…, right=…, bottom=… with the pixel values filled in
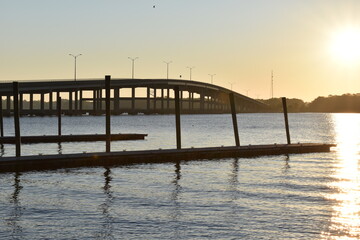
left=0, top=113, right=359, bottom=239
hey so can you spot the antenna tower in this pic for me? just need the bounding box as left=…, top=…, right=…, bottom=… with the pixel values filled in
left=271, top=70, right=274, bottom=99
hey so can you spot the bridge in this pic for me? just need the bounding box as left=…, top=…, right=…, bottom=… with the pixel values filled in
left=0, top=78, right=268, bottom=116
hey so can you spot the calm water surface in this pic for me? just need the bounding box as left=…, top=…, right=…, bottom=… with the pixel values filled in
left=0, top=113, right=359, bottom=239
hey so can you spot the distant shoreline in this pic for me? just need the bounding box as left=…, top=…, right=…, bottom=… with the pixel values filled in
left=258, top=93, right=360, bottom=113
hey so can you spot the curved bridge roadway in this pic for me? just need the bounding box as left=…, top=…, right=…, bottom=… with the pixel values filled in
left=0, top=78, right=268, bottom=116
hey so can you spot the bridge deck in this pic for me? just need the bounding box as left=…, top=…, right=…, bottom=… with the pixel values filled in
left=0, top=143, right=335, bottom=173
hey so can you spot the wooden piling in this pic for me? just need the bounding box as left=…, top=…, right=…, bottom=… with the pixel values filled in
left=174, top=86, right=181, bottom=149
left=114, top=87, right=119, bottom=114
left=0, top=96, right=3, bottom=137
left=229, top=92, right=240, bottom=147
left=282, top=97, right=291, bottom=144
left=13, top=82, right=21, bottom=157
left=57, top=96, right=62, bottom=136
left=105, top=75, right=111, bottom=152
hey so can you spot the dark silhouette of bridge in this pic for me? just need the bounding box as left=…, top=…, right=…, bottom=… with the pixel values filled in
left=0, top=78, right=268, bottom=116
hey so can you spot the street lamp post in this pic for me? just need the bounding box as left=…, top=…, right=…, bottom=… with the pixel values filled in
left=164, top=61, right=172, bottom=79
left=187, top=66, right=195, bottom=80
left=228, top=82, right=235, bottom=91
left=208, top=74, right=216, bottom=84
left=128, top=57, right=139, bottom=79
left=69, top=54, right=82, bottom=81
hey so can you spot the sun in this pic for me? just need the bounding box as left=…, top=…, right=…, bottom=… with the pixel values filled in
left=330, top=27, right=360, bottom=64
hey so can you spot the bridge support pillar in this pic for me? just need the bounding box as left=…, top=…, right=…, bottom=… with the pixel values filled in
left=153, top=88, right=157, bottom=111
left=75, top=90, right=78, bottom=114
left=96, top=90, right=100, bottom=114
left=131, top=87, right=135, bottom=113
left=211, top=96, right=214, bottom=111
left=19, top=93, right=23, bottom=112
left=29, top=93, right=33, bottom=112
left=167, top=88, right=170, bottom=111
left=79, top=90, right=83, bottom=112
left=191, top=93, right=194, bottom=111
left=40, top=93, right=45, bottom=115
left=6, top=95, right=11, bottom=115
left=49, top=92, right=53, bottom=111
left=93, top=90, right=97, bottom=114
left=146, top=87, right=150, bottom=114
left=200, top=93, right=205, bottom=113
left=114, top=87, right=120, bottom=114
left=161, top=88, right=164, bottom=113
left=188, top=92, right=191, bottom=111
left=180, top=91, right=183, bottom=110
left=69, top=91, right=73, bottom=114
left=98, top=89, right=102, bottom=112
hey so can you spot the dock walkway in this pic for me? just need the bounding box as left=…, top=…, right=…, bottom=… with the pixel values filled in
left=0, top=133, right=147, bottom=144
left=0, top=143, right=335, bottom=173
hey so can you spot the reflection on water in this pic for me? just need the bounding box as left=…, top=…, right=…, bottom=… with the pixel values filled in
left=1, top=113, right=358, bottom=239
left=96, top=167, right=114, bottom=240
left=322, top=114, right=360, bottom=239
left=228, top=158, right=239, bottom=196
left=6, top=172, right=23, bottom=238
left=228, top=158, right=240, bottom=217
left=170, top=161, right=182, bottom=239
left=282, top=154, right=291, bottom=173
left=0, top=144, right=4, bottom=157
left=171, top=161, right=182, bottom=202
left=57, top=143, right=62, bottom=154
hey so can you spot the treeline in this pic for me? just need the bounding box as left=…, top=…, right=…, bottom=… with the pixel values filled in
left=259, top=93, right=360, bottom=113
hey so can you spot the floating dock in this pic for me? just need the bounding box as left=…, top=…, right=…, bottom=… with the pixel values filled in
left=0, top=143, right=335, bottom=173
left=0, top=133, right=147, bottom=144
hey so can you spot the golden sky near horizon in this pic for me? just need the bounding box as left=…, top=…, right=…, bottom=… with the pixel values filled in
left=1, top=0, right=360, bottom=101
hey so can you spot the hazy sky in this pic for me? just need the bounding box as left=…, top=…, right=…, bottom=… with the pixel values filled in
left=2, top=0, right=360, bottom=101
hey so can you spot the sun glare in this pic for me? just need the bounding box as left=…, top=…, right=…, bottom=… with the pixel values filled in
left=330, top=28, right=360, bottom=65
left=321, top=114, right=360, bottom=239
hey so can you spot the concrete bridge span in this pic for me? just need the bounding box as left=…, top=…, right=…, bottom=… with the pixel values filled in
left=0, top=78, right=268, bottom=116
